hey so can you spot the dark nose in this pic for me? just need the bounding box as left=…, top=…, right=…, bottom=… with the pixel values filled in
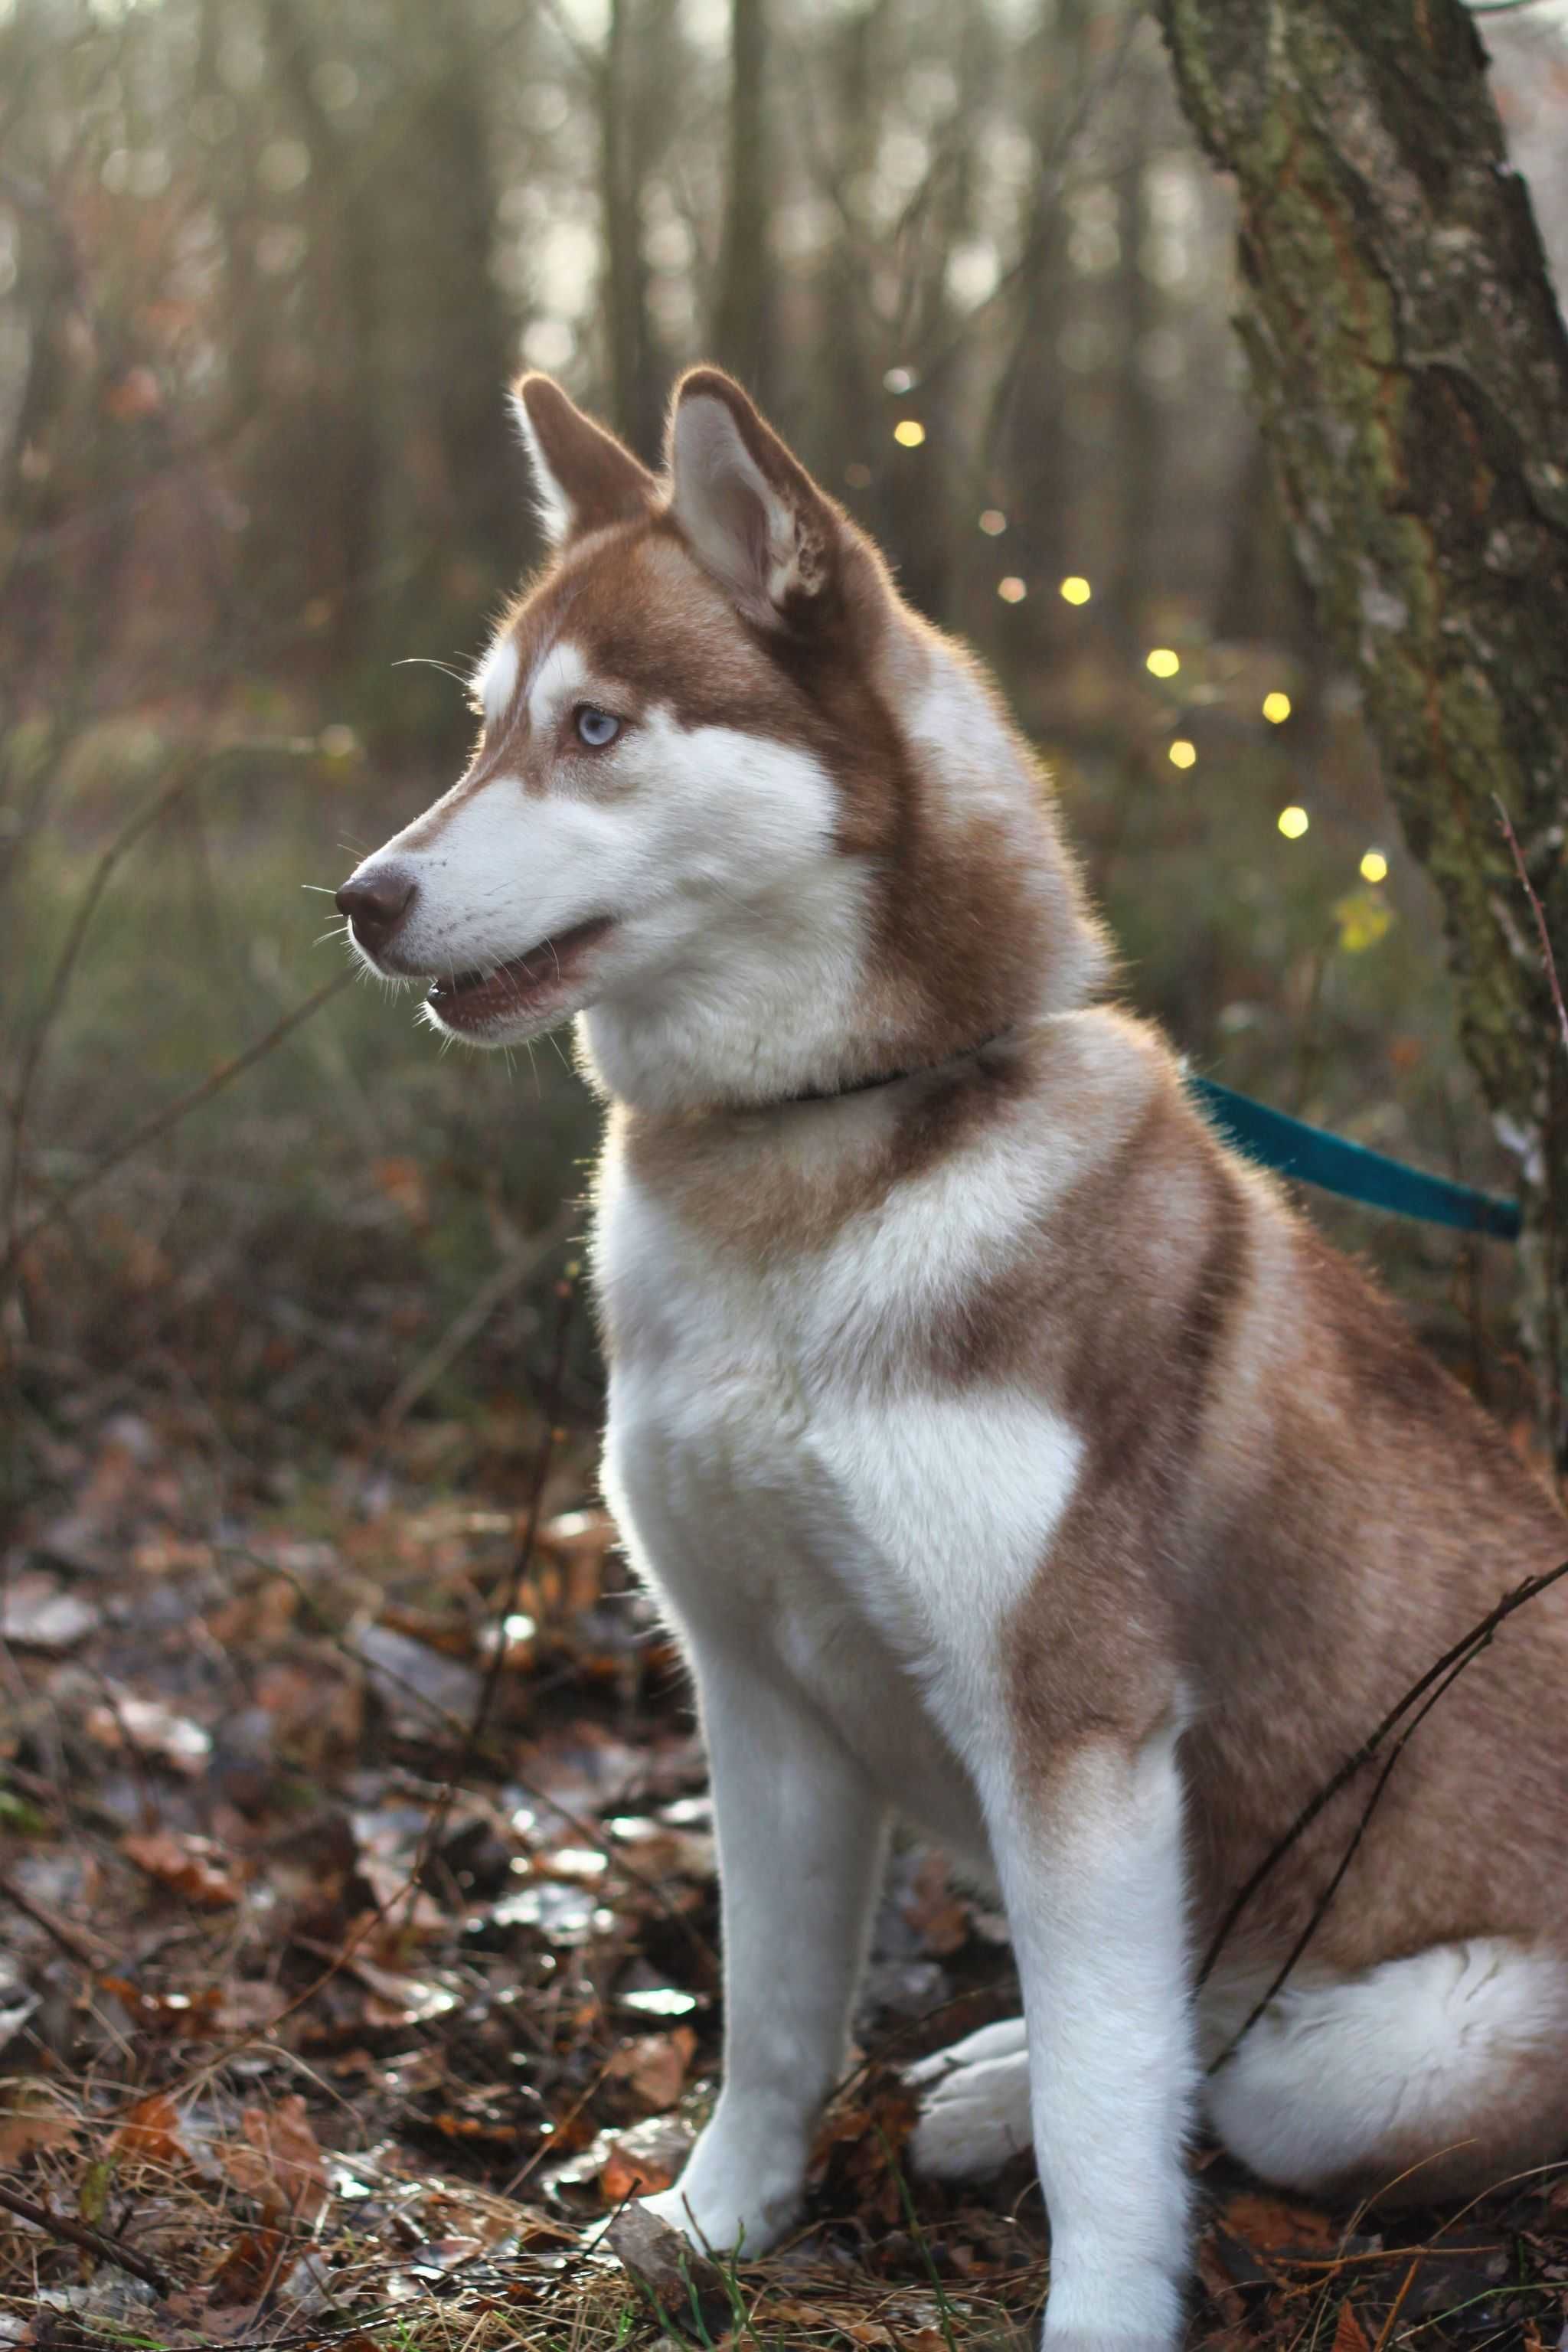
left=336, top=865, right=416, bottom=954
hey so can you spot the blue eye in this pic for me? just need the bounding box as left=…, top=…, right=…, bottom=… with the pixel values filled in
left=576, top=706, right=620, bottom=748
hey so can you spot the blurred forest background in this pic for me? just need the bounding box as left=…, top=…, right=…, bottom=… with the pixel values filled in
left=5, top=0, right=1568, bottom=1503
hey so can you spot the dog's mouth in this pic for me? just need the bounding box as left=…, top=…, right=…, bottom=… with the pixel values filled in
left=426, top=915, right=615, bottom=1031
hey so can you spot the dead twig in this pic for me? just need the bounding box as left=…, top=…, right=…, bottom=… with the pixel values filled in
left=1495, top=796, right=1568, bottom=1064
left=376, top=1201, right=577, bottom=1436
left=1201, top=1557, right=1568, bottom=2067
left=0, top=2177, right=172, bottom=2298
left=0, top=1866, right=108, bottom=1970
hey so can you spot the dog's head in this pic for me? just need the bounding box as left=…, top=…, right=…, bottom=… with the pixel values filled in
left=336, top=369, right=1104, bottom=1106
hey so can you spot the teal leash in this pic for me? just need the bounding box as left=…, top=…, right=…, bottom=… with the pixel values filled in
left=1186, top=1073, right=1522, bottom=1243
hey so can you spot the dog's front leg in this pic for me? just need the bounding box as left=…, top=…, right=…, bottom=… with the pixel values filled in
left=989, top=1722, right=1195, bottom=2352
left=642, top=1638, right=889, bottom=2256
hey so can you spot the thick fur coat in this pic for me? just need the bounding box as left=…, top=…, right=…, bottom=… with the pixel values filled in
left=337, top=368, right=1568, bottom=2352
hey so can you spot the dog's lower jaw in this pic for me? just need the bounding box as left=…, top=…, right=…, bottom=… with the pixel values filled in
left=638, top=2096, right=808, bottom=2256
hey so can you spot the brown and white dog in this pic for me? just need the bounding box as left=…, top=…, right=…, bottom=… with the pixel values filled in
left=336, top=368, right=1568, bottom=2351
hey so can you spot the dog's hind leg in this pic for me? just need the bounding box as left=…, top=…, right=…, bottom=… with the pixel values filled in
left=908, top=2016, right=1032, bottom=2180
left=1205, top=1938, right=1568, bottom=2203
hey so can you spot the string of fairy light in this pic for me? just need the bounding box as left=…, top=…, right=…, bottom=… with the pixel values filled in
left=873, top=377, right=1392, bottom=898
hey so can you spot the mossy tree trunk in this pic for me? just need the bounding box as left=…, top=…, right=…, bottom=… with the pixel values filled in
left=1156, top=0, right=1568, bottom=1472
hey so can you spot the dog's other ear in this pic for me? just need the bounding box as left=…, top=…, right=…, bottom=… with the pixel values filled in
left=668, top=368, right=842, bottom=627
left=511, top=374, right=657, bottom=546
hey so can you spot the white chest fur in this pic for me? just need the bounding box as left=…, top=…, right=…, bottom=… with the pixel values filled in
left=593, top=1129, right=1086, bottom=1863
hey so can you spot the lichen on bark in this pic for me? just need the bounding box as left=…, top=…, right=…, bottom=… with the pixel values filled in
left=1156, top=0, right=1568, bottom=1468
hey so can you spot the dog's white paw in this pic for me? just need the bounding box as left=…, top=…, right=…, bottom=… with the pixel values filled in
left=638, top=2110, right=805, bottom=2257
left=907, top=2014, right=1032, bottom=2181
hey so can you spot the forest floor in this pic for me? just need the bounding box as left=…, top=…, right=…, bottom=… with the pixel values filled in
left=5, top=1372, right=1568, bottom=2352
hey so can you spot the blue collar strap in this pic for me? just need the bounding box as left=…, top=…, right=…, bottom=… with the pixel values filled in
left=1187, top=1074, right=1522, bottom=1243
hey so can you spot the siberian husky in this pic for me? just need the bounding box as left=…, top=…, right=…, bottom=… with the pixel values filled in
left=337, top=368, right=1568, bottom=2351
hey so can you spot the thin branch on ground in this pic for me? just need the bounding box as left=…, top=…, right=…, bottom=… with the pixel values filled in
left=0, top=2178, right=172, bottom=2298
left=0, top=1867, right=108, bottom=1970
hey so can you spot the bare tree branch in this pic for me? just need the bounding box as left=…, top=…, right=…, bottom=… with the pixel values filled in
left=0, top=2179, right=172, bottom=2298
left=1200, top=1555, right=1568, bottom=2066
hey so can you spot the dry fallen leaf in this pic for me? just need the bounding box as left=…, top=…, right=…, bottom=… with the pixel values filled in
left=0, top=1573, right=98, bottom=1653
left=109, top=2091, right=190, bottom=2168
left=1331, top=2301, right=1371, bottom=2352
left=1223, top=2190, right=1337, bottom=2254
left=537, top=1508, right=616, bottom=1613
left=206, top=2223, right=284, bottom=2308
left=606, top=2027, right=697, bottom=2115
left=87, top=1692, right=213, bottom=1775
left=901, top=1849, right=970, bottom=1956
left=99, top=1975, right=224, bottom=2034
left=122, top=1828, right=242, bottom=1906
left=0, top=2084, right=79, bottom=2165
left=599, top=2115, right=694, bottom=2203
left=220, top=2096, right=329, bottom=2225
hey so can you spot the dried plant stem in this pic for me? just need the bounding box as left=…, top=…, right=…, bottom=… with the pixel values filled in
left=397, top=1262, right=581, bottom=1931
left=376, top=1200, right=577, bottom=1436
left=0, top=2177, right=172, bottom=2297
left=3, top=756, right=201, bottom=1257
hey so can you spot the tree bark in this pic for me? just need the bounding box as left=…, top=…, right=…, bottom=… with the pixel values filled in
left=1155, top=0, right=1568, bottom=1470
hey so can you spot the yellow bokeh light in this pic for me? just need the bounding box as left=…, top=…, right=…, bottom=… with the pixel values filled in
left=893, top=419, right=926, bottom=447
left=1360, top=848, right=1389, bottom=884
left=997, top=576, right=1027, bottom=604
left=1168, top=739, right=1197, bottom=770
left=1278, top=805, right=1309, bottom=840
left=1263, top=690, right=1292, bottom=725
left=978, top=508, right=1007, bottom=535
left=1059, top=575, right=1091, bottom=605
left=1145, top=648, right=1180, bottom=679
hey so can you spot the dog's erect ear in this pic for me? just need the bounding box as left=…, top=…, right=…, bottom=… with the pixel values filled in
left=511, top=374, right=657, bottom=546
left=668, top=369, right=841, bottom=626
